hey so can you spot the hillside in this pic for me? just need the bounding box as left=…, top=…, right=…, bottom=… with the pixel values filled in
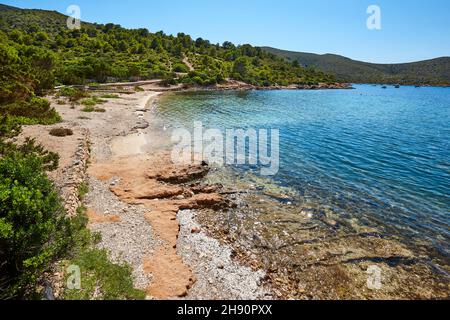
left=262, top=47, right=450, bottom=86
left=0, top=4, right=336, bottom=91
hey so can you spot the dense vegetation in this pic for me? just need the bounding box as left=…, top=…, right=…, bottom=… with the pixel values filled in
left=0, top=116, right=64, bottom=298
left=0, top=4, right=336, bottom=89
left=263, top=47, right=450, bottom=86
left=0, top=31, right=61, bottom=124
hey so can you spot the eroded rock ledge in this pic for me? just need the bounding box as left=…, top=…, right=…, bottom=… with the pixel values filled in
left=89, top=152, right=232, bottom=298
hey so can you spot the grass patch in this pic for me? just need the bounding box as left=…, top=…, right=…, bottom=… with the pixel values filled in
left=0, top=97, right=62, bottom=125
left=49, top=128, right=73, bottom=137
left=61, top=206, right=145, bottom=300
left=8, top=116, right=61, bottom=125
left=81, top=106, right=106, bottom=113
left=99, top=94, right=120, bottom=99
left=77, top=182, right=89, bottom=201
left=134, top=86, right=144, bottom=92
left=81, top=97, right=107, bottom=107
left=58, top=87, right=89, bottom=102
left=62, top=248, right=146, bottom=300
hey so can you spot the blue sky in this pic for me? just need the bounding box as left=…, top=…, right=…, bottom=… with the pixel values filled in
left=2, top=0, right=450, bottom=63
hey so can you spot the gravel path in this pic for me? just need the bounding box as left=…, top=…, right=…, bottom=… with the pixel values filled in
left=85, top=176, right=158, bottom=290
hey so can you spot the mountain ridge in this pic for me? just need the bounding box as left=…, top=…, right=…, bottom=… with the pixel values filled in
left=261, top=47, right=450, bottom=85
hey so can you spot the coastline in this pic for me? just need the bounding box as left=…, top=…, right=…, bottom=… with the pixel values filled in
left=21, top=88, right=272, bottom=299
left=19, top=85, right=449, bottom=300
left=82, top=79, right=355, bottom=92
left=3, top=2, right=448, bottom=302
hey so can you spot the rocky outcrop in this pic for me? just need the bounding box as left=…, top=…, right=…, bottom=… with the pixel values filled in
left=89, top=152, right=231, bottom=299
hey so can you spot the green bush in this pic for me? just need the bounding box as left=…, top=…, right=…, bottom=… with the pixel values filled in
left=81, top=106, right=106, bottom=113
left=58, top=87, right=78, bottom=97
left=58, top=87, right=89, bottom=102
left=0, top=97, right=61, bottom=125
left=81, top=97, right=107, bottom=108
left=59, top=206, right=145, bottom=300
left=0, top=152, right=71, bottom=298
left=62, top=248, right=146, bottom=300
left=100, top=94, right=119, bottom=99
left=77, top=181, right=89, bottom=201
left=173, top=63, right=189, bottom=73
left=160, top=76, right=177, bottom=87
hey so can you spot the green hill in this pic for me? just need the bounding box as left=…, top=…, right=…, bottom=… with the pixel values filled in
left=0, top=4, right=336, bottom=90
left=262, top=47, right=450, bottom=86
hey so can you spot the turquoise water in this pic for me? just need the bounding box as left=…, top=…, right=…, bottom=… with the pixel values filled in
left=156, top=85, right=450, bottom=260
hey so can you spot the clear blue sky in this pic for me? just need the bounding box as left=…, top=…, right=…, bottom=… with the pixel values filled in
left=2, top=0, right=450, bottom=63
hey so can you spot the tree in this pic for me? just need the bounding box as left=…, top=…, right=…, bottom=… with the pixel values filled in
left=0, top=43, right=33, bottom=104
left=232, top=57, right=249, bottom=79
left=222, top=41, right=235, bottom=50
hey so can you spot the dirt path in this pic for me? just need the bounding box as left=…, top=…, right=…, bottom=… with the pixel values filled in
left=183, top=54, right=195, bottom=72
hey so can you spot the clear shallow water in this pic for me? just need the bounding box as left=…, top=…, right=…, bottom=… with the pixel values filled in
left=156, top=85, right=450, bottom=260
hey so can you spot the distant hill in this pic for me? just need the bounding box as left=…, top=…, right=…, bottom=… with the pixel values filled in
left=0, top=3, right=96, bottom=32
left=262, top=47, right=450, bottom=86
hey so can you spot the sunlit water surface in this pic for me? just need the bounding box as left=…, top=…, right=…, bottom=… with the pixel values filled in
left=154, top=85, right=450, bottom=261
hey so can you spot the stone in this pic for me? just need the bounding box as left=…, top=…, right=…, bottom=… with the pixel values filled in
left=191, top=227, right=201, bottom=234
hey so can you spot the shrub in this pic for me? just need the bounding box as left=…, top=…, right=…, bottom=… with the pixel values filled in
left=160, top=76, right=177, bottom=87
left=0, top=152, right=71, bottom=298
left=60, top=207, right=145, bottom=300
left=81, top=106, right=106, bottom=113
left=0, top=97, right=62, bottom=125
left=62, top=248, right=146, bottom=300
left=49, top=128, right=73, bottom=137
left=81, top=106, right=94, bottom=113
left=81, top=97, right=106, bottom=107
left=0, top=116, right=143, bottom=300
left=100, top=94, right=120, bottom=99
left=173, top=63, right=189, bottom=73
left=77, top=181, right=89, bottom=200
left=59, top=87, right=89, bottom=102
left=58, top=87, right=77, bottom=98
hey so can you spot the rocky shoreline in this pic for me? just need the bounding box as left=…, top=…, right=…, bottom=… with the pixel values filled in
left=22, top=88, right=272, bottom=300
left=85, top=79, right=354, bottom=93
left=195, top=169, right=450, bottom=300
left=20, top=84, right=448, bottom=300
